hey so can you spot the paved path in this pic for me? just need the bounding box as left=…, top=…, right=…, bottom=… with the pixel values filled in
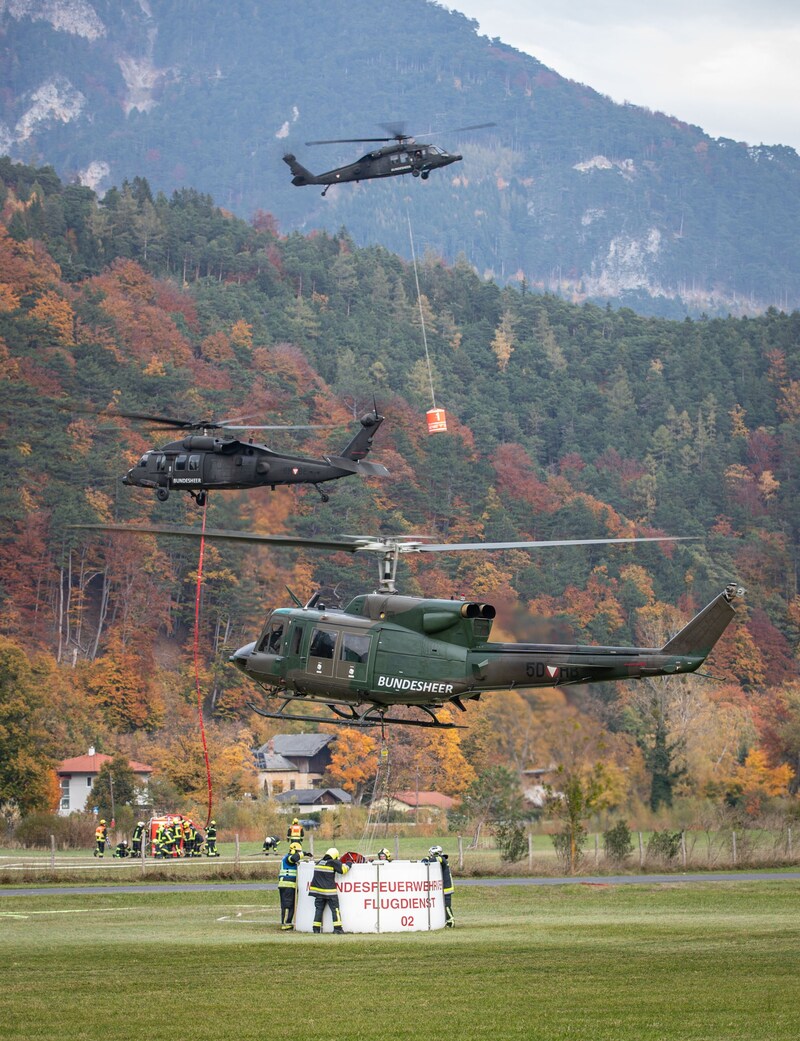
left=2, top=870, right=799, bottom=898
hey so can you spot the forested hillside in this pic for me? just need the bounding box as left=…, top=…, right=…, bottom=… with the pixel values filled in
left=2, top=0, right=800, bottom=316
left=2, top=160, right=799, bottom=826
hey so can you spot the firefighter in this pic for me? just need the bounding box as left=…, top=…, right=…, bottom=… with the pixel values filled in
left=155, top=821, right=168, bottom=858
left=278, top=842, right=304, bottom=930
left=165, top=818, right=178, bottom=857
left=94, top=819, right=108, bottom=858
left=131, top=821, right=145, bottom=857
left=287, top=817, right=304, bottom=844
left=424, top=845, right=454, bottom=928
left=262, top=834, right=280, bottom=855
left=183, top=819, right=197, bottom=856
left=376, top=847, right=392, bottom=862
left=190, top=822, right=204, bottom=857
left=309, top=848, right=349, bottom=934
left=205, top=819, right=219, bottom=856
left=112, top=840, right=130, bottom=858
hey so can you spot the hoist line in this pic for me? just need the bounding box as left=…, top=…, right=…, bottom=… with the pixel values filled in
left=193, top=496, right=213, bottom=828
left=406, top=207, right=436, bottom=410
left=361, top=735, right=392, bottom=848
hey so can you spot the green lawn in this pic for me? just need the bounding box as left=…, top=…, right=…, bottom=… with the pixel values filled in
left=2, top=880, right=799, bottom=1040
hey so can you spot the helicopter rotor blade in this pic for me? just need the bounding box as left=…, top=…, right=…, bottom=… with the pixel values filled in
left=305, top=137, right=396, bottom=145
left=73, top=525, right=698, bottom=555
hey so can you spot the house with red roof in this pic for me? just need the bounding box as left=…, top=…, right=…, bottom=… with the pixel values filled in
left=56, top=746, right=153, bottom=815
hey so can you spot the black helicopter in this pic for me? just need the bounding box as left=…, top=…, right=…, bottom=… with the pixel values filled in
left=115, top=408, right=388, bottom=505
left=283, top=123, right=495, bottom=196
left=76, top=524, right=744, bottom=730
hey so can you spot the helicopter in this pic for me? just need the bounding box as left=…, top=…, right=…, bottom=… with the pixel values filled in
left=283, top=122, right=496, bottom=196
left=76, top=525, right=745, bottom=730
left=114, top=408, right=388, bottom=505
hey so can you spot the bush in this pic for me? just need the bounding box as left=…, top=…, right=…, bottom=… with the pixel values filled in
left=551, top=826, right=587, bottom=872
left=495, top=820, right=528, bottom=862
left=647, top=830, right=682, bottom=862
left=603, top=820, right=634, bottom=863
left=13, top=813, right=95, bottom=849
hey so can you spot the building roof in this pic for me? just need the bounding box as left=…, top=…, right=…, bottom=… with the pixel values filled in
left=256, top=733, right=335, bottom=759
left=274, top=787, right=352, bottom=806
left=392, top=790, right=456, bottom=810
left=58, top=752, right=152, bottom=775
left=256, top=753, right=298, bottom=772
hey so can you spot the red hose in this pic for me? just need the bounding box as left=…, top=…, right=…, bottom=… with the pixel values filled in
left=193, top=497, right=213, bottom=827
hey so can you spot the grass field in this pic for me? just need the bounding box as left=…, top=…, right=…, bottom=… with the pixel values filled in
left=3, top=879, right=800, bottom=1041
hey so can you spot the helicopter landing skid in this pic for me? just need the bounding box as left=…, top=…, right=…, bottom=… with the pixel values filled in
left=247, top=695, right=463, bottom=730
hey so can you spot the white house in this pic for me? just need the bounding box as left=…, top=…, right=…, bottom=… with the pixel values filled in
left=56, top=746, right=153, bottom=816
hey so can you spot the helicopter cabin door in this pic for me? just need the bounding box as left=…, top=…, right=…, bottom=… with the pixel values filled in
left=304, top=625, right=372, bottom=691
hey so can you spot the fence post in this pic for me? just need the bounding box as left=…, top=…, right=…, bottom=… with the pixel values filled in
left=638, top=831, right=644, bottom=867
left=50, top=834, right=55, bottom=869
left=681, top=831, right=686, bottom=868
left=528, top=829, right=534, bottom=872
left=309, top=834, right=314, bottom=857
left=141, top=835, right=146, bottom=876
left=235, top=833, right=240, bottom=870
left=394, top=834, right=400, bottom=860
left=731, top=830, right=737, bottom=866
left=594, top=833, right=599, bottom=865
left=458, top=835, right=464, bottom=872
left=788, top=827, right=792, bottom=858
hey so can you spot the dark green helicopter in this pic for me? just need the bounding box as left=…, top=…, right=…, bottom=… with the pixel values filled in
left=284, top=123, right=495, bottom=196
left=77, top=526, right=744, bottom=730
left=116, top=409, right=388, bottom=505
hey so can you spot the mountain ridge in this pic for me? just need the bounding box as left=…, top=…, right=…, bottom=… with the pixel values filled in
left=2, top=0, right=800, bottom=317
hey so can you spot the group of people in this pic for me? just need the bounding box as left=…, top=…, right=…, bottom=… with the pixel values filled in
left=276, top=841, right=454, bottom=933
left=93, top=817, right=220, bottom=858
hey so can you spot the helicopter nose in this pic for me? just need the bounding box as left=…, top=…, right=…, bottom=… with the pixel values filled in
left=230, top=641, right=256, bottom=672
left=122, top=471, right=132, bottom=485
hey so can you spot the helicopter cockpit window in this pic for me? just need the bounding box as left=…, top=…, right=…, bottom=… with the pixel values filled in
left=188, top=455, right=200, bottom=471
left=258, top=621, right=285, bottom=654
left=175, top=455, right=187, bottom=471
left=156, top=455, right=167, bottom=472
left=309, top=628, right=336, bottom=660
left=138, top=455, right=149, bottom=467
left=340, top=632, right=370, bottom=664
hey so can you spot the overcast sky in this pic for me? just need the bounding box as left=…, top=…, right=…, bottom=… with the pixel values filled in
left=447, top=1, right=800, bottom=153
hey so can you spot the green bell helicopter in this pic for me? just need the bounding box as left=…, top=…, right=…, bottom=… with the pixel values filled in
left=77, top=525, right=744, bottom=730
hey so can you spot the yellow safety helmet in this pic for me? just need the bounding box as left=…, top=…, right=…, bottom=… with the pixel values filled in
left=326, top=848, right=340, bottom=859
left=377, top=847, right=392, bottom=861
left=292, top=818, right=299, bottom=824
left=100, top=819, right=106, bottom=825
left=290, top=842, right=303, bottom=853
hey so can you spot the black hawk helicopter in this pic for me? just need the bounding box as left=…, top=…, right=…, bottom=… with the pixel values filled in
left=283, top=122, right=495, bottom=196
left=114, top=408, right=388, bottom=505
left=76, top=524, right=744, bottom=730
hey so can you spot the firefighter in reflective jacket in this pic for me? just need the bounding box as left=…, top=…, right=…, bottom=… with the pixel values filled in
left=310, top=848, right=349, bottom=933
left=131, top=821, right=145, bottom=857
left=205, top=820, right=219, bottom=856
left=287, top=818, right=304, bottom=844
left=424, top=845, right=455, bottom=928
left=278, top=842, right=304, bottom=930
left=94, top=819, right=107, bottom=858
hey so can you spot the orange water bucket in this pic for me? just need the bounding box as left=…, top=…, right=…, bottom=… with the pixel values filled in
left=426, top=407, right=447, bottom=433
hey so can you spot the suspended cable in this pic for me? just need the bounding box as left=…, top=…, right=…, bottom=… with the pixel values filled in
left=192, top=497, right=214, bottom=827
left=407, top=208, right=436, bottom=410
left=361, top=736, right=391, bottom=849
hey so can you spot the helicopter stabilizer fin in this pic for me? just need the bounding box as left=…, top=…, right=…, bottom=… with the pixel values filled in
left=283, top=153, right=317, bottom=185
left=661, top=583, right=745, bottom=658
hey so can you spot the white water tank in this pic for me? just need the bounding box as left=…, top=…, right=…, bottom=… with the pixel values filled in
left=295, top=859, right=446, bottom=933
